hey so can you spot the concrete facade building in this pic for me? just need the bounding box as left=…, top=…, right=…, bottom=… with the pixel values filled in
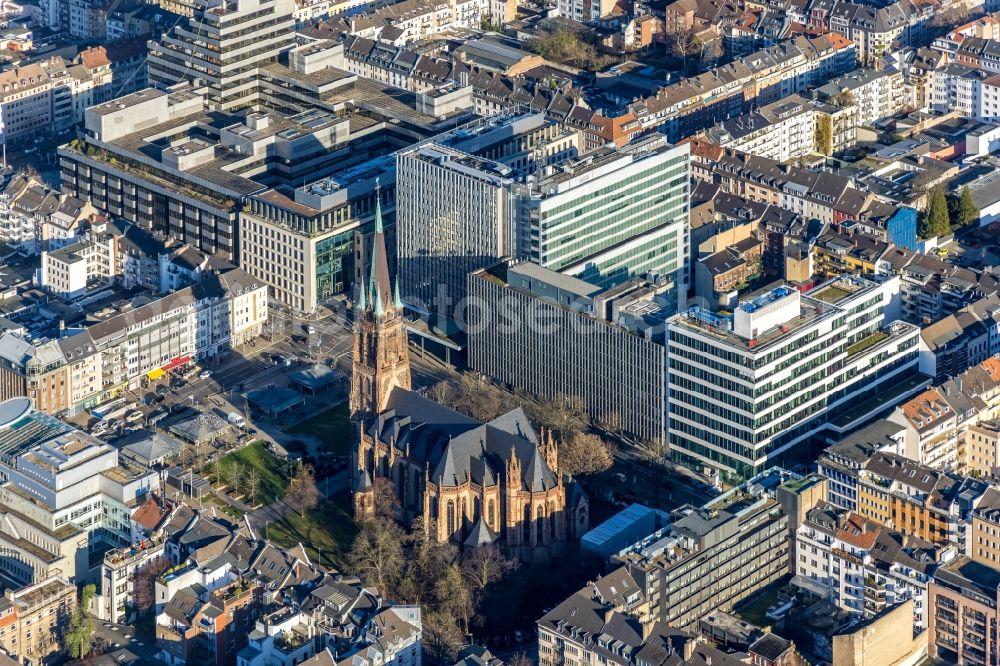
left=147, top=0, right=297, bottom=112
left=395, top=143, right=516, bottom=316
left=0, top=398, right=159, bottom=586
left=615, top=469, right=803, bottom=631
left=39, top=233, right=117, bottom=300
left=0, top=577, right=76, bottom=665
left=928, top=556, right=1000, bottom=664
left=0, top=59, right=74, bottom=144
left=397, top=135, right=690, bottom=318
left=667, top=276, right=922, bottom=475
left=467, top=261, right=668, bottom=443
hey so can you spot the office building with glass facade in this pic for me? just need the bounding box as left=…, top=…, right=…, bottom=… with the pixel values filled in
left=396, top=133, right=691, bottom=319
left=523, top=136, right=690, bottom=313
left=239, top=158, right=395, bottom=313
left=667, top=276, right=924, bottom=476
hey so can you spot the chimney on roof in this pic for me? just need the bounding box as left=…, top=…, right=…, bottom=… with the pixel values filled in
left=683, top=637, right=696, bottom=661
left=59, top=320, right=65, bottom=338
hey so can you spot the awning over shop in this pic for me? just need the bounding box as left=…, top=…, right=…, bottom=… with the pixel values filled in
left=146, top=368, right=166, bottom=380
left=161, top=356, right=192, bottom=372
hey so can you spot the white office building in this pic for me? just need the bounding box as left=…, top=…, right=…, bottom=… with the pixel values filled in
left=667, top=276, right=923, bottom=476
left=396, top=135, right=690, bottom=318
left=0, top=398, right=158, bottom=586
left=147, top=0, right=297, bottom=111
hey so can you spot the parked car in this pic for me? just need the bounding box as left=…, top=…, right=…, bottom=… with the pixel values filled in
left=199, top=370, right=212, bottom=379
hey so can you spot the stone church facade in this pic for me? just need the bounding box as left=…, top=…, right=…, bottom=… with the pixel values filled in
left=350, top=198, right=588, bottom=561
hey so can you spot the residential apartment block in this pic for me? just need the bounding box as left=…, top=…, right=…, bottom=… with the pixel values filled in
left=0, top=577, right=76, bottom=665
left=928, top=556, right=1000, bottom=664
left=148, top=503, right=422, bottom=666
left=850, top=448, right=986, bottom=551
left=39, top=232, right=117, bottom=300
left=0, top=266, right=266, bottom=413
left=627, top=34, right=856, bottom=142
left=613, top=469, right=810, bottom=630
left=794, top=502, right=943, bottom=632
left=707, top=95, right=817, bottom=163
left=537, top=566, right=791, bottom=666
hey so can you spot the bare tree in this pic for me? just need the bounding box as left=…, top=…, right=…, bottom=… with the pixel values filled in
left=349, top=517, right=404, bottom=596
left=559, top=432, right=613, bottom=476
left=230, top=463, right=246, bottom=497
left=434, top=563, right=473, bottom=632
left=528, top=394, right=588, bottom=438
left=209, top=461, right=225, bottom=487
left=399, top=518, right=458, bottom=604
left=509, top=653, right=534, bottom=666
left=462, top=543, right=515, bottom=601
left=427, top=380, right=456, bottom=406
left=285, top=463, right=320, bottom=517
left=371, top=477, right=399, bottom=520
left=423, top=611, right=464, bottom=664
left=595, top=410, right=623, bottom=438
left=132, top=555, right=172, bottom=617
left=244, top=467, right=261, bottom=506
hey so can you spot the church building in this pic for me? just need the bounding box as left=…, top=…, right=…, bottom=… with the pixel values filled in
left=350, top=195, right=588, bottom=561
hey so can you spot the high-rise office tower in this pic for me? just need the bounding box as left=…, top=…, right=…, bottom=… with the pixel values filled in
left=147, top=0, right=296, bottom=111
left=395, top=144, right=516, bottom=316
left=395, top=135, right=690, bottom=319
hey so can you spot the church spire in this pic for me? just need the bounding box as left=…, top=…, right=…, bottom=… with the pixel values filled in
left=349, top=179, right=412, bottom=422
left=366, top=180, right=393, bottom=316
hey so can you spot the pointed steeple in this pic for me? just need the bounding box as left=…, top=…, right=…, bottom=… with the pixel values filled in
left=393, top=277, right=402, bottom=310
left=367, top=180, right=393, bottom=316
left=357, top=280, right=367, bottom=311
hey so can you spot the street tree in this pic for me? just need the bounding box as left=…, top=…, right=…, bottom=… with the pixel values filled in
left=528, top=394, right=588, bottom=438
left=286, top=463, right=320, bottom=517
left=65, top=584, right=96, bottom=659
left=559, top=432, right=613, bottom=476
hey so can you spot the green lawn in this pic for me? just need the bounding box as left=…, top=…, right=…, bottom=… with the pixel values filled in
left=264, top=494, right=357, bottom=570
left=810, top=285, right=850, bottom=304
left=288, top=402, right=353, bottom=455
left=207, top=441, right=292, bottom=505
left=207, top=496, right=245, bottom=519
left=847, top=331, right=889, bottom=356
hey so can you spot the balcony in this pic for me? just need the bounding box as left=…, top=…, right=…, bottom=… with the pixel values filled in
left=212, top=581, right=255, bottom=605
left=104, top=536, right=163, bottom=568
left=274, top=631, right=311, bottom=656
